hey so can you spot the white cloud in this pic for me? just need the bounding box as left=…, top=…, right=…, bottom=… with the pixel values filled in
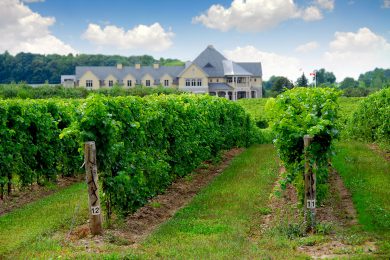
left=324, top=27, right=390, bottom=80
left=295, top=41, right=319, bottom=53
left=224, top=46, right=301, bottom=80
left=300, top=6, right=323, bottom=21
left=82, top=23, right=174, bottom=52
left=0, top=0, right=76, bottom=54
left=193, top=0, right=325, bottom=32
left=315, top=0, right=334, bottom=11
left=383, top=0, right=390, bottom=8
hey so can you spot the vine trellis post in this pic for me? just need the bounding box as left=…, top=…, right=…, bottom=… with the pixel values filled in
left=304, top=135, right=316, bottom=232
left=84, top=141, right=103, bottom=235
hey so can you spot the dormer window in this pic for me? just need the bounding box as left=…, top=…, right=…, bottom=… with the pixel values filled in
left=146, top=80, right=151, bottom=86
left=204, top=63, right=213, bottom=68
left=108, top=80, right=114, bottom=87
left=164, top=80, right=169, bottom=87
left=127, top=80, right=132, bottom=87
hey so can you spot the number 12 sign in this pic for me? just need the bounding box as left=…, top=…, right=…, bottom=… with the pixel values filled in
left=91, top=206, right=101, bottom=215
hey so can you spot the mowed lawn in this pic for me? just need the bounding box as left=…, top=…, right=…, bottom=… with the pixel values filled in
left=0, top=183, right=88, bottom=256
left=7, top=144, right=301, bottom=259
left=333, top=141, right=390, bottom=256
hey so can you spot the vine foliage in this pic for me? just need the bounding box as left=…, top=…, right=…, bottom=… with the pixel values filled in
left=268, top=88, right=340, bottom=203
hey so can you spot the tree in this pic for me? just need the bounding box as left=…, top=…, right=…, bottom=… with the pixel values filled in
left=316, top=68, right=336, bottom=85
left=339, top=77, right=358, bottom=89
left=296, top=73, right=308, bottom=87
left=271, top=76, right=294, bottom=95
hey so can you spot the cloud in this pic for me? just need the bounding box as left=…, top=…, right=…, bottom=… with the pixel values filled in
left=300, top=6, right=323, bottom=21
left=295, top=41, right=319, bottom=53
left=192, top=0, right=325, bottom=32
left=383, top=0, right=390, bottom=8
left=82, top=23, right=174, bottom=52
left=324, top=27, right=390, bottom=79
left=0, top=0, right=76, bottom=54
left=315, top=0, right=334, bottom=11
left=224, top=46, right=301, bottom=80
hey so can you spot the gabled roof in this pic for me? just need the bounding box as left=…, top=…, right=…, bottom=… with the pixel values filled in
left=193, top=45, right=262, bottom=77
left=193, top=45, right=227, bottom=77
left=177, top=62, right=209, bottom=77
left=75, top=65, right=185, bottom=80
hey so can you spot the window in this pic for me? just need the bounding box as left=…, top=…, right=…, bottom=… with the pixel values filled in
left=146, top=80, right=151, bottom=86
left=254, top=78, right=257, bottom=82
left=227, top=78, right=233, bottom=83
left=197, top=79, right=202, bottom=86
left=108, top=80, right=114, bottom=87
left=191, top=79, right=196, bottom=86
left=164, top=79, right=169, bottom=87
left=86, top=80, right=93, bottom=87
left=127, top=80, right=132, bottom=87
left=186, top=79, right=191, bottom=86
left=216, top=79, right=219, bottom=83
left=237, top=78, right=242, bottom=83
left=209, top=79, right=213, bottom=83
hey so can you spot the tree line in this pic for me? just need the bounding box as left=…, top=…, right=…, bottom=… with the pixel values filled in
left=0, top=51, right=184, bottom=84
left=263, top=68, right=390, bottom=97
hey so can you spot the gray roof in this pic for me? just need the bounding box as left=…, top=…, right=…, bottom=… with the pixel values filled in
left=193, top=45, right=227, bottom=77
left=237, top=62, right=262, bottom=77
left=75, top=45, right=262, bottom=80
left=222, top=60, right=252, bottom=76
left=75, top=65, right=185, bottom=80
left=209, top=83, right=234, bottom=91
left=193, top=45, right=262, bottom=77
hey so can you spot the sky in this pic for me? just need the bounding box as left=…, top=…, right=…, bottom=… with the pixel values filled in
left=1, top=0, right=390, bottom=81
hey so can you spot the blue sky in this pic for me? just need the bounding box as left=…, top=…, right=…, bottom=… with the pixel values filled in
left=1, top=0, right=390, bottom=81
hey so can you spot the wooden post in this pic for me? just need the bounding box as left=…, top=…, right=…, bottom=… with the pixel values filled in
left=84, top=141, right=103, bottom=235
left=304, top=135, right=316, bottom=232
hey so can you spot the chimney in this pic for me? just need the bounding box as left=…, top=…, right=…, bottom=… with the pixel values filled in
left=207, top=44, right=214, bottom=49
left=116, top=63, right=123, bottom=70
left=135, top=63, right=141, bottom=69
left=153, top=63, right=160, bottom=69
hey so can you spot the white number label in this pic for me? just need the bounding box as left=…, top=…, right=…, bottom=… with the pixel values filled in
left=307, top=199, right=316, bottom=209
left=91, top=206, right=100, bottom=215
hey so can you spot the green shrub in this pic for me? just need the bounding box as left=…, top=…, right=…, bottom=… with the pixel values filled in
left=347, top=88, right=390, bottom=150
left=268, top=87, right=340, bottom=204
left=64, top=94, right=259, bottom=216
left=0, top=99, right=82, bottom=197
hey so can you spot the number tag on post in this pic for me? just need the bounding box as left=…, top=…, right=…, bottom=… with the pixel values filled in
left=91, top=206, right=100, bottom=215
left=307, top=199, right=316, bottom=209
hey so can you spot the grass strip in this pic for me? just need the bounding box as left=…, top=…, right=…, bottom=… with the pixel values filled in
left=123, top=144, right=284, bottom=259
left=333, top=141, right=390, bottom=232
left=0, top=182, right=88, bottom=256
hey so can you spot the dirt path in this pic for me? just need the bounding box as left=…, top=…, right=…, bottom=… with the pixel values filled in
left=68, top=148, right=244, bottom=247
left=260, top=167, right=377, bottom=259
left=0, top=176, right=83, bottom=216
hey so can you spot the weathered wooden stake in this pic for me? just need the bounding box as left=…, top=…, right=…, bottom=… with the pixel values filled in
left=84, top=141, right=103, bottom=235
left=304, top=135, right=316, bottom=232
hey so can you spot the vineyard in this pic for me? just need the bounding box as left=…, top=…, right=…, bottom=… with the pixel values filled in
left=0, top=88, right=389, bottom=258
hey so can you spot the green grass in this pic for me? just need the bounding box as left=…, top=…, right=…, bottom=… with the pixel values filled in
left=133, top=144, right=280, bottom=259
left=0, top=182, right=88, bottom=256
left=333, top=141, right=390, bottom=257
left=9, top=144, right=306, bottom=259
left=236, top=98, right=269, bottom=122
left=333, top=141, right=390, bottom=232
